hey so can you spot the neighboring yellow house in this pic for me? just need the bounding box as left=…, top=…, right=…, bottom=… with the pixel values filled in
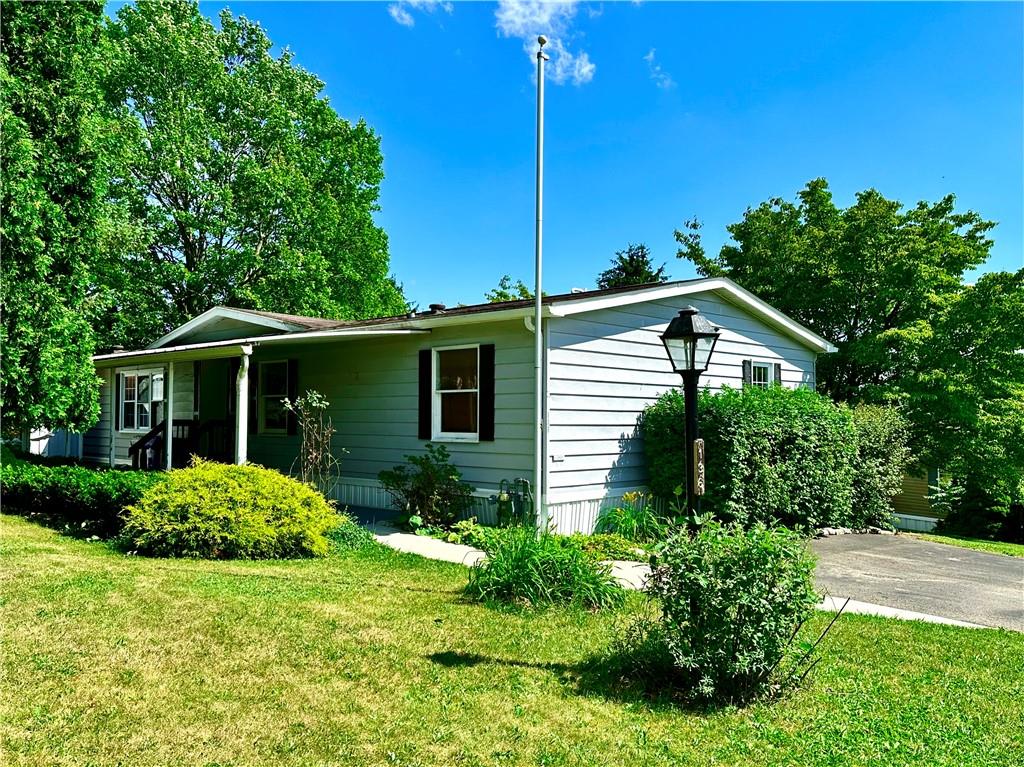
left=892, top=469, right=941, bottom=531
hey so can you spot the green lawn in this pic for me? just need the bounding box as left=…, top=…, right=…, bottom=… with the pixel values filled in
left=908, top=532, right=1024, bottom=558
left=2, top=515, right=1022, bottom=767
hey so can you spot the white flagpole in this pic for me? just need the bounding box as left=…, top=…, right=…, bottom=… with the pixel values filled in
left=534, top=35, right=548, bottom=529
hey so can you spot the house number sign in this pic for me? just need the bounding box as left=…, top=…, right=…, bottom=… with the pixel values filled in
left=693, top=438, right=706, bottom=496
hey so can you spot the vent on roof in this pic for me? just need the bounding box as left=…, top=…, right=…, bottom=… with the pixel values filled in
left=570, top=288, right=586, bottom=294
left=428, top=303, right=447, bottom=314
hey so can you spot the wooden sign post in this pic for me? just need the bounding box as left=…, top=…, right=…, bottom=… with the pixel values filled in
left=693, top=438, right=706, bottom=496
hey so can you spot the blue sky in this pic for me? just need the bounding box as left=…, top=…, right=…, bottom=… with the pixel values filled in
left=112, top=1, right=1023, bottom=309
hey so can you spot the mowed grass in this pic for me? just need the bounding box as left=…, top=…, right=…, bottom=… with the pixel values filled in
left=908, top=531, right=1024, bottom=558
left=2, top=515, right=1022, bottom=767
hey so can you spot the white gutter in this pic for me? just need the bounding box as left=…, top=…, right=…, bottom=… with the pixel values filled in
left=94, top=342, right=254, bottom=367
left=545, top=277, right=838, bottom=354
left=94, top=329, right=430, bottom=366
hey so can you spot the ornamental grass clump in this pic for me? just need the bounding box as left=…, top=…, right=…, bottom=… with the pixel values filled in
left=595, top=492, right=666, bottom=543
left=465, top=526, right=626, bottom=610
left=641, top=522, right=823, bottom=704
left=123, top=458, right=340, bottom=559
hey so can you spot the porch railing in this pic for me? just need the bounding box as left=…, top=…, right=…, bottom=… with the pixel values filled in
left=128, top=418, right=235, bottom=469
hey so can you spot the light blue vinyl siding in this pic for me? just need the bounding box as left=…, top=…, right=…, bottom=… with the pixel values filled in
left=546, top=291, right=818, bottom=502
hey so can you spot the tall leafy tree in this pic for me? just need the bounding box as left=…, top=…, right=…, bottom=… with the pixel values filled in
left=101, top=1, right=406, bottom=348
left=676, top=179, right=995, bottom=405
left=676, top=179, right=1022, bottom=524
left=901, top=270, right=1024, bottom=528
left=485, top=275, right=533, bottom=303
left=1, top=1, right=106, bottom=432
left=597, top=243, right=668, bottom=289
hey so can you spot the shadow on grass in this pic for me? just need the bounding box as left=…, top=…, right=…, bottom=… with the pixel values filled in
left=425, top=649, right=721, bottom=713
left=4, top=510, right=122, bottom=542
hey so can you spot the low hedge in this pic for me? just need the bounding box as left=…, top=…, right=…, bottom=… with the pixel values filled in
left=122, top=459, right=341, bottom=559
left=0, top=460, right=164, bottom=538
left=641, top=386, right=908, bottom=530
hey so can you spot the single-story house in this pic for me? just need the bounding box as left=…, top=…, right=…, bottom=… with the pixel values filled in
left=47, top=278, right=839, bottom=533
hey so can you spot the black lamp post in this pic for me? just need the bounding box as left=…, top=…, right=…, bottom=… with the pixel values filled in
left=661, top=306, right=721, bottom=516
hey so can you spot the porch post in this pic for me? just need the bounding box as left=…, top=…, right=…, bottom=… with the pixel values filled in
left=164, top=361, right=175, bottom=470
left=234, top=348, right=252, bottom=464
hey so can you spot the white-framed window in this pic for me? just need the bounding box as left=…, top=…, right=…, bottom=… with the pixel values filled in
left=119, top=369, right=164, bottom=432
left=751, top=362, right=771, bottom=389
left=433, top=345, right=479, bottom=441
left=259, top=360, right=289, bottom=435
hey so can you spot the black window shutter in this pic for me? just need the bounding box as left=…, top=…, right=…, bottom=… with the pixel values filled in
left=773, top=363, right=783, bottom=386
left=227, top=358, right=239, bottom=416
left=192, top=361, right=201, bottom=419
left=742, top=359, right=752, bottom=386
left=114, top=373, right=122, bottom=431
left=287, top=359, right=299, bottom=435
left=479, top=344, right=496, bottom=441
left=248, top=362, right=258, bottom=432
left=418, top=349, right=432, bottom=440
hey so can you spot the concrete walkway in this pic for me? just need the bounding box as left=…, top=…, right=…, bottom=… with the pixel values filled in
left=368, top=522, right=989, bottom=629
left=370, top=521, right=485, bottom=567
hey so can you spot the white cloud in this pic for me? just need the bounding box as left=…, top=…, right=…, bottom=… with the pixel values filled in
left=644, top=48, right=675, bottom=89
left=388, top=4, right=416, bottom=27
left=495, top=1, right=596, bottom=86
left=387, top=1, right=453, bottom=29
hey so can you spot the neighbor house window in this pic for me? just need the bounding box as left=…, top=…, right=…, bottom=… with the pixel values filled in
left=751, top=362, right=770, bottom=389
left=119, top=370, right=164, bottom=431
left=259, top=361, right=289, bottom=434
left=433, top=346, right=479, bottom=440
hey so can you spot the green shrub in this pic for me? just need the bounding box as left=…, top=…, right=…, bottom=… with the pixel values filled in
left=378, top=444, right=475, bottom=529
left=123, top=459, right=340, bottom=559
left=326, top=511, right=377, bottom=552
left=850, top=405, right=911, bottom=528
left=595, top=492, right=666, bottom=542
left=646, top=522, right=821, bottom=703
left=1, top=461, right=164, bottom=538
left=642, top=386, right=858, bottom=530
left=438, top=521, right=647, bottom=563
left=568, top=532, right=648, bottom=562
left=465, top=526, right=626, bottom=609
left=939, top=475, right=1024, bottom=543
left=1, top=443, right=22, bottom=467
left=440, top=517, right=506, bottom=551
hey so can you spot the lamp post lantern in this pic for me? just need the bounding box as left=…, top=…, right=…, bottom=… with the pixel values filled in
left=661, top=306, right=721, bottom=517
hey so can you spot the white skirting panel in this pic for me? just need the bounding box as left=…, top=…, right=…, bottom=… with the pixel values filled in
left=330, top=477, right=500, bottom=525
left=330, top=477, right=651, bottom=532
left=331, top=477, right=394, bottom=510
left=547, top=487, right=661, bottom=535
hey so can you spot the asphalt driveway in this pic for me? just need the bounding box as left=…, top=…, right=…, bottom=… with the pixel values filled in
left=811, top=534, right=1024, bottom=631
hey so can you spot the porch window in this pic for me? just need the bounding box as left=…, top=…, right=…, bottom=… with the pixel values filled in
left=433, top=346, right=479, bottom=440
left=119, top=370, right=164, bottom=431
left=751, top=362, right=770, bottom=389
left=259, top=361, right=289, bottom=434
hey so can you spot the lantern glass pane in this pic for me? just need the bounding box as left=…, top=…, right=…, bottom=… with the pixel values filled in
left=694, top=335, right=717, bottom=370
left=663, top=337, right=696, bottom=372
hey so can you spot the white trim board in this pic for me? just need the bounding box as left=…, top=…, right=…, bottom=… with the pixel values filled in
left=148, top=307, right=303, bottom=349
left=123, top=277, right=836, bottom=362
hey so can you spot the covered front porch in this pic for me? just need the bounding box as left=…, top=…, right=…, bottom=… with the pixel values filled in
left=93, top=343, right=258, bottom=471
